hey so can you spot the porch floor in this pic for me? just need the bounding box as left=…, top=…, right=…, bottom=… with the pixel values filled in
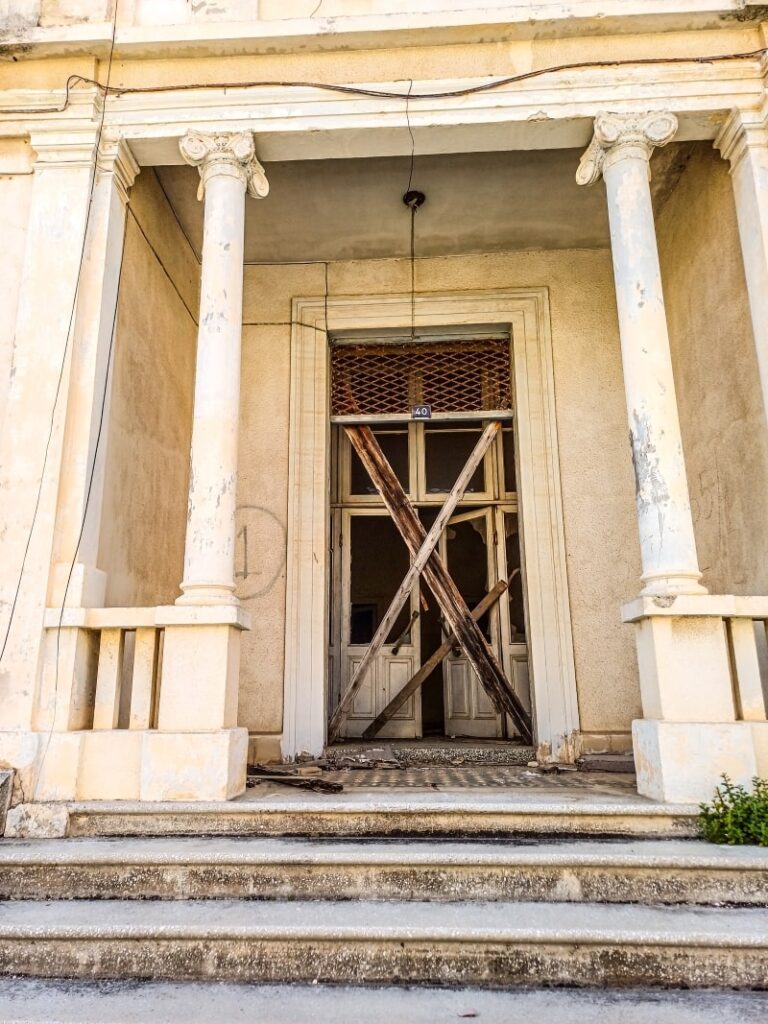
left=257, top=764, right=638, bottom=795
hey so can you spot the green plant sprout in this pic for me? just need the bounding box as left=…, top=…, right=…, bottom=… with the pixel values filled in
left=698, top=775, right=768, bottom=847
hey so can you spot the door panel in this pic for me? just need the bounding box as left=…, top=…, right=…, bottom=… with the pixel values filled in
left=338, top=510, right=421, bottom=739
left=441, top=508, right=503, bottom=738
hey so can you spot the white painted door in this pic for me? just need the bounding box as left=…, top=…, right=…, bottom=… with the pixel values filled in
left=495, top=506, right=531, bottom=739
left=337, top=509, right=422, bottom=739
left=440, top=507, right=504, bottom=738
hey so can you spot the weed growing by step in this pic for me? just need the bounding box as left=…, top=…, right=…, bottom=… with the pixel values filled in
left=698, top=775, right=768, bottom=846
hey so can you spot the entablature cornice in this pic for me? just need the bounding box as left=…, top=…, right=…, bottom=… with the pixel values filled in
left=103, top=59, right=767, bottom=166
left=0, top=56, right=765, bottom=167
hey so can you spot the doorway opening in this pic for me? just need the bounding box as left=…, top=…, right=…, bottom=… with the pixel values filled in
left=327, top=334, right=531, bottom=744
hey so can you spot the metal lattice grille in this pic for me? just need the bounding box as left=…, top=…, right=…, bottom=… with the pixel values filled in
left=330, top=338, right=511, bottom=418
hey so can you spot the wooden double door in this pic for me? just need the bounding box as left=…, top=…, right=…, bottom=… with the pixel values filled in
left=328, top=420, right=530, bottom=740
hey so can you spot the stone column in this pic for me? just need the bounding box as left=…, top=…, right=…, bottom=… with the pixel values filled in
left=577, top=111, right=704, bottom=598
left=147, top=132, right=266, bottom=799
left=0, top=127, right=98, bottom=735
left=715, top=99, right=768, bottom=421
left=49, top=132, right=139, bottom=610
left=176, top=130, right=269, bottom=607
left=35, top=134, right=139, bottom=738
left=578, top=113, right=756, bottom=803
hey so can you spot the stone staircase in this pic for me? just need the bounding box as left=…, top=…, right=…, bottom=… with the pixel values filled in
left=0, top=829, right=766, bottom=988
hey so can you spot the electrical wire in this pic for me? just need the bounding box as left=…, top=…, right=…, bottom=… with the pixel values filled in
left=2, top=47, right=766, bottom=117
left=0, top=39, right=121, bottom=667
left=8, top=5, right=122, bottom=796
left=405, top=79, right=415, bottom=197
left=404, top=81, right=418, bottom=343
left=0, top=31, right=765, bottom=779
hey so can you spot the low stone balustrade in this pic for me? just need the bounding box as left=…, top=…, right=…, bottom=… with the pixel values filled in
left=723, top=602, right=768, bottom=727
left=33, top=605, right=250, bottom=802
left=41, top=602, right=163, bottom=741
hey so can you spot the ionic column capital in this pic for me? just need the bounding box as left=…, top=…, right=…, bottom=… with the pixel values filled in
left=179, top=130, right=269, bottom=201
left=576, top=111, right=678, bottom=186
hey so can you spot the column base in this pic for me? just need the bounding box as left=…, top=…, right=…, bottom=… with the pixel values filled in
left=176, top=583, right=239, bottom=607
left=632, top=720, right=758, bottom=804
left=0, top=729, right=248, bottom=803
left=639, top=570, right=707, bottom=597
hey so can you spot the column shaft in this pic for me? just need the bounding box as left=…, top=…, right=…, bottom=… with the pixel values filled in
left=0, top=132, right=96, bottom=730
left=177, top=130, right=269, bottom=606
left=716, top=103, right=768, bottom=422
left=50, top=135, right=139, bottom=608
left=578, top=112, right=704, bottom=596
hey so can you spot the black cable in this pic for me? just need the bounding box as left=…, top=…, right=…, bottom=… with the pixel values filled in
left=409, top=204, right=417, bottom=342
left=2, top=47, right=765, bottom=116
left=0, top=39, right=119, bottom=666
left=405, top=79, right=415, bottom=197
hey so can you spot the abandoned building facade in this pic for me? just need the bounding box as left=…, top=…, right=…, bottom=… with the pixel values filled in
left=1, top=0, right=768, bottom=814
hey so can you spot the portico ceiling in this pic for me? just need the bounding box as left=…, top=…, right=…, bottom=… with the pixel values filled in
left=156, top=143, right=693, bottom=263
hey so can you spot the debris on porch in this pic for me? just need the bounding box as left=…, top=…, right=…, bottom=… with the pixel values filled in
left=246, top=764, right=344, bottom=794
left=324, top=738, right=534, bottom=768
left=245, top=761, right=637, bottom=798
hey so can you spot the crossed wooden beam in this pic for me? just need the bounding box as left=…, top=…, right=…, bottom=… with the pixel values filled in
left=327, top=421, right=533, bottom=745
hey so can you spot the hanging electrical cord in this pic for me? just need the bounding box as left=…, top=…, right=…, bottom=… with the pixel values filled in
left=1, top=46, right=766, bottom=117
left=402, top=80, right=426, bottom=343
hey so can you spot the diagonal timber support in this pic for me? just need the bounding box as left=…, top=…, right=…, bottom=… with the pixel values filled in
left=330, top=423, right=532, bottom=744
left=328, top=420, right=501, bottom=742
left=363, top=578, right=509, bottom=741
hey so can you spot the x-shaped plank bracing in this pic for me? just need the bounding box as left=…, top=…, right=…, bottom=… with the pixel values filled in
left=328, top=422, right=532, bottom=743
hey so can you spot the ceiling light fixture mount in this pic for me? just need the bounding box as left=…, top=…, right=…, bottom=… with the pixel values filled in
left=403, top=189, right=426, bottom=210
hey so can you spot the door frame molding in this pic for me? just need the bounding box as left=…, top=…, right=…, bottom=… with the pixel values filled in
left=282, top=289, right=579, bottom=760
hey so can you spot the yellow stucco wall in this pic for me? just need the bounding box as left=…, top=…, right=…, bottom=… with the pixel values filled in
left=97, top=169, right=198, bottom=607
left=236, top=249, right=643, bottom=743
left=657, top=143, right=768, bottom=596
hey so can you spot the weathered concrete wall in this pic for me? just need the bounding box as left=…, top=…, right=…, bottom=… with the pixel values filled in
left=657, top=143, right=768, bottom=596
left=237, top=249, right=642, bottom=744
left=0, top=137, right=33, bottom=438
left=97, top=169, right=198, bottom=607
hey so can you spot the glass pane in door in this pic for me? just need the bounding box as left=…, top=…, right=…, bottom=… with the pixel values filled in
left=349, top=515, right=412, bottom=644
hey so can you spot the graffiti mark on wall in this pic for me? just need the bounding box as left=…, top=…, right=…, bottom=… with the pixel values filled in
left=235, top=504, right=287, bottom=600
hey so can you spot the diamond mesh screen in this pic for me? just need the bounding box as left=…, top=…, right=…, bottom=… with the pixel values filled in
left=330, top=338, right=511, bottom=418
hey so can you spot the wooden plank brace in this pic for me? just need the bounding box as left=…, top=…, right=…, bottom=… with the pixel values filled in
left=332, top=423, right=532, bottom=744
left=363, top=577, right=509, bottom=740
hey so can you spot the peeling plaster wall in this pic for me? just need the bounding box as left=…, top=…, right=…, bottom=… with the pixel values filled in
left=237, top=249, right=642, bottom=741
left=0, top=138, right=33, bottom=439
left=97, top=169, right=198, bottom=607
left=657, top=143, right=768, bottom=595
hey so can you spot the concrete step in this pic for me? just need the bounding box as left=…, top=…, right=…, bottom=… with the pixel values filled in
left=0, top=898, right=765, bottom=988
left=1, top=837, right=766, bottom=905
left=49, top=791, right=699, bottom=839
left=0, top=979, right=766, bottom=1024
